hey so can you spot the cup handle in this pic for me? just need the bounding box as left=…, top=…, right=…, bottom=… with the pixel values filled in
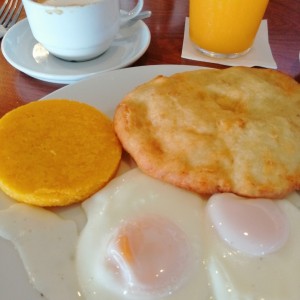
left=120, top=0, right=144, bottom=26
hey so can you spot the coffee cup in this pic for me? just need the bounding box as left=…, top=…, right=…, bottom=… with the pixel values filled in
left=22, top=0, right=144, bottom=61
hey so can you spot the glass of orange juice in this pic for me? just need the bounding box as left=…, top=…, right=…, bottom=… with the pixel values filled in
left=189, top=0, right=269, bottom=58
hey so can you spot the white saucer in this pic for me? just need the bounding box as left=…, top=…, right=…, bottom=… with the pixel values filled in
left=1, top=18, right=151, bottom=84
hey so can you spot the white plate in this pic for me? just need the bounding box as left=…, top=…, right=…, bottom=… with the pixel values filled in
left=0, top=64, right=203, bottom=300
left=1, top=18, right=151, bottom=84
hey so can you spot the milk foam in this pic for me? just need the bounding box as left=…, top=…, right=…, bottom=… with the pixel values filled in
left=34, top=0, right=99, bottom=6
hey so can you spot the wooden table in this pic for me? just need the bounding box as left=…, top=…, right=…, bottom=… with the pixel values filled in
left=0, top=0, right=299, bottom=118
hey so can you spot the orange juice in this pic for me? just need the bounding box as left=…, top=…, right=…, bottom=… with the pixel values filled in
left=189, top=0, right=269, bottom=57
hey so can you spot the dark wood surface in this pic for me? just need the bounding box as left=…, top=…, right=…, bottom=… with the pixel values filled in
left=0, top=0, right=299, bottom=117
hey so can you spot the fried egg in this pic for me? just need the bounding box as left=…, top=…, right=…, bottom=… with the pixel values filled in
left=76, top=168, right=211, bottom=299
left=205, top=192, right=300, bottom=300
left=0, top=168, right=300, bottom=300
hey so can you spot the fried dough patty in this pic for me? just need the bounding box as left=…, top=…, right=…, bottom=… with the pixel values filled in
left=114, top=67, right=300, bottom=198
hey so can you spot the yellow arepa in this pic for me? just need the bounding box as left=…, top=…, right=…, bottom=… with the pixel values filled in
left=0, top=99, right=122, bottom=207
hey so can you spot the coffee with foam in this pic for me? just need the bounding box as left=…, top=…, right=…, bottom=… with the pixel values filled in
left=23, top=0, right=144, bottom=61
left=33, top=0, right=99, bottom=6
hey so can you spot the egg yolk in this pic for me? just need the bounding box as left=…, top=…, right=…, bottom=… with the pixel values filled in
left=106, top=215, right=191, bottom=298
left=207, top=193, right=290, bottom=256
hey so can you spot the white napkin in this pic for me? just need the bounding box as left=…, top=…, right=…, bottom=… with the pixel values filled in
left=181, top=18, right=277, bottom=69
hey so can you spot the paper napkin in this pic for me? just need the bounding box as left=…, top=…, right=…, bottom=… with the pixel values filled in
left=181, top=18, right=277, bottom=69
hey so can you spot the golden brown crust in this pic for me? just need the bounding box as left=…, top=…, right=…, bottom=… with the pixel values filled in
left=114, top=67, right=300, bottom=199
left=0, top=99, right=122, bottom=206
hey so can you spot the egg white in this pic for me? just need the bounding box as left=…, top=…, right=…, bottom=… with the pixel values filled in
left=0, top=165, right=299, bottom=300
left=0, top=203, right=81, bottom=300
